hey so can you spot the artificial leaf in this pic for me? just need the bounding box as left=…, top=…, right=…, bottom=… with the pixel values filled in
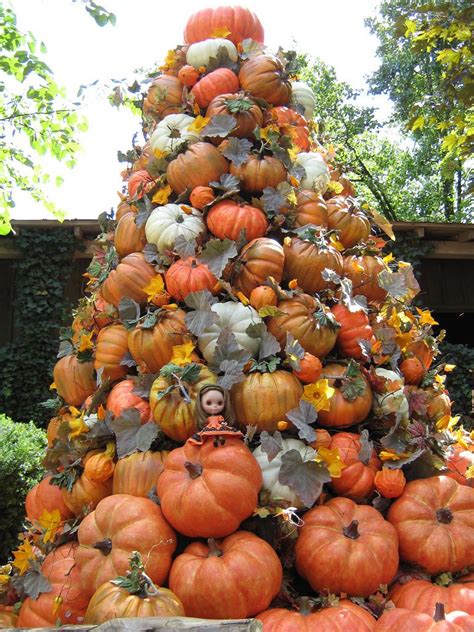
left=143, top=275, right=165, bottom=302
left=135, top=197, right=153, bottom=227
left=113, top=408, right=142, bottom=458
left=286, top=400, right=317, bottom=442
left=316, top=447, right=346, bottom=478
left=209, top=173, right=241, bottom=192
left=367, top=207, right=395, bottom=240
left=212, top=327, right=252, bottom=368
left=140, top=311, right=158, bottom=330
left=120, top=351, right=137, bottom=368
left=239, top=38, right=265, bottom=60
left=341, top=376, right=367, bottom=401
left=184, top=290, right=219, bottom=336
left=321, top=268, right=342, bottom=284
left=259, top=430, right=283, bottom=461
left=340, top=277, right=368, bottom=312
left=136, top=422, right=160, bottom=452
left=383, top=449, right=425, bottom=470
left=258, top=305, right=287, bottom=318
left=378, top=270, right=409, bottom=300
left=143, top=243, right=163, bottom=265
left=198, top=238, right=237, bottom=277
left=57, top=339, right=74, bottom=359
left=220, top=137, right=252, bottom=166
left=38, top=509, right=62, bottom=544
left=23, top=570, right=52, bottom=600
left=249, top=357, right=281, bottom=373
left=259, top=330, right=281, bottom=360
left=302, top=379, right=335, bottom=412
left=244, top=424, right=257, bottom=444
left=12, top=540, right=35, bottom=576
left=132, top=373, right=159, bottom=399
left=279, top=450, right=330, bottom=507
left=174, top=235, right=197, bottom=258
left=358, top=429, right=373, bottom=465
left=262, top=186, right=286, bottom=217
left=170, top=341, right=195, bottom=366
left=206, top=46, right=237, bottom=72
left=181, top=362, right=202, bottom=384
left=118, top=297, right=141, bottom=329
left=217, top=359, right=247, bottom=389
left=285, top=333, right=305, bottom=370
left=202, top=114, right=237, bottom=138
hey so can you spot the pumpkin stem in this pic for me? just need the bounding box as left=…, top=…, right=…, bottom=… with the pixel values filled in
left=207, top=538, right=223, bottom=558
left=436, top=507, right=453, bottom=524
left=298, top=596, right=312, bottom=616
left=184, top=461, right=202, bottom=479
left=93, top=538, right=113, bottom=556
left=342, top=520, right=360, bottom=540
left=433, top=602, right=446, bottom=621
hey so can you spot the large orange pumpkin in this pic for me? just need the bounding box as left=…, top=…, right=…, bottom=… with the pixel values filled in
left=374, top=607, right=473, bottom=631
left=26, top=475, right=74, bottom=522
left=330, top=432, right=381, bottom=500
left=387, top=476, right=474, bottom=574
left=283, top=236, right=343, bottom=294
left=230, top=370, right=303, bottom=432
left=114, top=211, right=147, bottom=258
left=62, top=471, right=113, bottom=516
left=112, top=451, right=169, bottom=497
left=76, top=494, right=176, bottom=598
left=331, top=304, right=376, bottom=359
left=166, top=142, right=229, bottom=194
left=143, top=75, right=184, bottom=121
left=267, top=294, right=338, bottom=358
left=192, top=68, right=240, bottom=109
left=184, top=7, right=264, bottom=45
left=206, top=92, right=263, bottom=139
left=293, top=190, right=329, bottom=228
left=230, top=154, right=287, bottom=193
left=390, top=578, right=474, bottom=616
left=317, top=363, right=373, bottom=428
left=169, top=532, right=282, bottom=619
left=326, top=196, right=371, bottom=248
left=206, top=200, right=268, bottom=241
left=295, top=497, right=399, bottom=597
left=101, top=252, right=157, bottom=307
left=128, top=309, right=188, bottom=374
left=239, top=55, right=291, bottom=106
left=53, top=355, right=96, bottom=407
left=16, top=544, right=89, bottom=628
left=94, top=324, right=129, bottom=383
left=231, top=237, right=284, bottom=297
left=343, top=254, right=388, bottom=303
left=106, top=379, right=151, bottom=424
left=164, top=257, right=218, bottom=302
left=157, top=437, right=262, bottom=537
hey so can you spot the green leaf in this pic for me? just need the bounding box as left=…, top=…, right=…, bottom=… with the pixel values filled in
left=118, top=297, right=141, bottom=330
left=341, top=376, right=367, bottom=401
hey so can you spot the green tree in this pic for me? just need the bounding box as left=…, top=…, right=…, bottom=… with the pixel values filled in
left=367, top=0, right=473, bottom=221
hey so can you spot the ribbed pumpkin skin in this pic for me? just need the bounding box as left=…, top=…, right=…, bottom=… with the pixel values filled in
left=317, top=363, right=373, bottom=428
left=374, top=608, right=467, bottom=632
left=84, top=582, right=184, bottom=624
left=257, top=601, right=376, bottom=632
left=232, top=237, right=285, bottom=297
left=230, top=154, right=287, bottom=193
left=157, top=439, right=263, bottom=538
left=374, top=468, right=407, bottom=498
left=53, top=355, right=96, bottom=406
left=184, top=7, right=264, bottom=45
left=167, top=142, right=229, bottom=194
left=387, top=476, right=474, bottom=575
left=231, top=370, right=303, bottom=432
left=446, top=445, right=474, bottom=487
left=62, top=473, right=113, bottom=516
left=267, top=294, right=338, bottom=358
left=101, top=252, right=157, bottom=307
left=294, top=190, right=329, bottom=228
left=206, top=200, right=268, bottom=241
left=114, top=212, right=147, bottom=257
left=326, top=196, right=371, bottom=248
left=205, top=93, right=263, bottom=139
left=112, top=451, right=169, bottom=497
left=128, top=310, right=188, bottom=374
left=343, top=254, right=387, bottom=303
left=239, top=55, right=291, bottom=105
left=26, top=475, right=74, bottom=522
left=150, top=365, right=217, bottom=442
left=164, top=258, right=218, bottom=302
left=390, top=579, right=474, bottom=616
left=106, top=379, right=151, bottom=424
left=169, top=532, right=281, bottom=619
left=143, top=75, right=183, bottom=121
left=17, top=544, right=89, bottom=628
left=331, top=304, right=376, bottom=359
left=191, top=68, right=240, bottom=109
left=283, top=237, right=343, bottom=294
left=76, top=495, right=177, bottom=599
left=0, top=609, right=17, bottom=628
left=295, top=497, right=399, bottom=597
left=330, top=432, right=381, bottom=500
left=94, top=324, right=129, bottom=382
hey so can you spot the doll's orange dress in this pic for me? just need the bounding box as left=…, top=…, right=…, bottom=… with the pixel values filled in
left=188, top=415, right=244, bottom=446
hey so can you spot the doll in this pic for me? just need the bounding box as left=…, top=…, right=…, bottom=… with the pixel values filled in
left=188, top=384, right=243, bottom=446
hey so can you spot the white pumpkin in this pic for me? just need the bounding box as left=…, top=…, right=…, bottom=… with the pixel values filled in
left=198, top=301, right=262, bottom=362
left=295, top=152, right=330, bottom=193
left=253, top=439, right=316, bottom=508
left=372, top=368, right=409, bottom=420
left=145, top=204, right=206, bottom=253
left=186, top=38, right=238, bottom=70
left=290, top=81, right=316, bottom=120
left=150, top=114, right=199, bottom=155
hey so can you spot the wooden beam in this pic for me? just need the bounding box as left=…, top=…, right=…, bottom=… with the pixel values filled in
left=454, top=229, right=474, bottom=242
left=424, top=240, right=474, bottom=259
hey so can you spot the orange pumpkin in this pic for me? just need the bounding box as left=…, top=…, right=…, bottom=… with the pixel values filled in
left=293, top=190, right=329, bottom=228
left=0, top=608, right=17, bottom=628
left=374, top=467, right=407, bottom=498
left=53, top=355, right=96, bottom=407
left=157, top=438, right=262, bottom=537
left=83, top=449, right=115, bottom=483
left=165, top=257, right=218, bottom=302
left=46, top=413, right=70, bottom=446
left=184, top=7, right=264, bottom=45
left=249, top=285, right=278, bottom=310
left=62, top=471, right=113, bottom=516
left=112, top=451, right=169, bottom=497
left=106, top=379, right=151, bottom=424
left=177, top=64, right=200, bottom=87
left=76, top=494, right=177, bottom=598
left=317, top=363, right=373, bottom=428
left=189, top=185, right=215, bottom=209
left=239, top=55, right=291, bottom=105
left=445, top=445, right=474, bottom=487
left=101, top=252, right=157, bottom=307
left=206, top=92, right=263, bottom=139
left=266, top=106, right=310, bottom=151
left=169, top=532, right=282, bottom=619
left=94, top=324, right=129, bottom=383
left=406, top=339, right=434, bottom=371
left=331, top=304, right=376, bottom=359
left=330, top=432, right=381, bottom=500
left=26, top=475, right=74, bottom=522
left=143, top=75, right=184, bottom=121
left=326, top=196, right=371, bottom=248
left=267, top=294, right=338, bottom=358
left=230, top=154, right=287, bottom=193
left=116, top=200, right=136, bottom=221
left=374, top=607, right=473, bottom=631
left=127, top=170, right=156, bottom=200
left=400, top=357, right=426, bottom=385
left=295, top=497, right=399, bottom=597
left=343, top=254, right=388, bottom=303
left=426, top=389, right=452, bottom=422
left=292, top=352, right=323, bottom=383
left=128, top=309, right=188, bottom=374
left=206, top=200, right=268, bottom=241
left=283, top=236, right=343, bottom=294
left=311, top=428, right=332, bottom=449
left=114, top=212, right=147, bottom=258
left=16, top=544, right=89, bottom=628
left=166, top=142, right=229, bottom=194
left=232, top=237, right=285, bottom=297
left=192, top=68, right=240, bottom=109
left=390, top=578, right=474, bottom=616
left=387, top=476, right=474, bottom=575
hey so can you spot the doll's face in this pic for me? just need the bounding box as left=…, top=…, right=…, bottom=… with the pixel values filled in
left=201, top=389, right=225, bottom=415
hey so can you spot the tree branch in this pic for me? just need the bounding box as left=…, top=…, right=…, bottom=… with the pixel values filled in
left=0, top=109, right=75, bottom=122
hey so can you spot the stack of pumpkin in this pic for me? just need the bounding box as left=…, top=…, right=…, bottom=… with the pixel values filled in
left=1, top=6, right=474, bottom=631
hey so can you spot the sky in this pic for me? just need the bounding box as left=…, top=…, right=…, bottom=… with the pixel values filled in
left=9, top=0, right=389, bottom=220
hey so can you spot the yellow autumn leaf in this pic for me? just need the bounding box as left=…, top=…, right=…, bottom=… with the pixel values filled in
left=326, top=180, right=344, bottom=194
left=302, top=379, right=335, bottom=412
left=162, top=49, right=178, bottom=69
left=404, top=18, right=417, bottom=37
left=366, top=207, right=395, bottom=240
left=163, top=303, right=179, bottom=310
left=287, top=144, right=299, bottom=162
left=0, top=564, right=12, bottom=585
left=77, top=330, right=94, bottom=353
left=444, top=364, right=456, bottom=372
left=236, top=291, right=250, bottom=306
left=383, top=253, right=395, bottom=264
left=287, top=189, right=298, bottom=206
left=260, top=125, right=279, bottom=141
left=38, top=508, right=62, bottom=544
left=435, top=373, right=447, bottom=386
left=465, top=464, right=474, bottom=480
left=143, top=274, right=165, bottom=302
left=454, top=428, right=469, bottom=450
left=379, top=449, right=411, bottom=462
left=69, top=413, right=89, bottom=439
left=411, top=115, right=425, bottom=131
left=151, top=184, right=172, bottom=206
left=329, top=234, right=345, bottom=252
left=416, top=307, right=439, bottom=326
left=170, top=341, right=195, bottom=366
left=316, top=447, right=347, bottom=478
left=49, top=381, right=57, bottom=391
left=351, top=260, right=365, bottom=273
left=253, top=506, right=271, bottom=518
left=211, top=26, right=231, bottom=38
left=12, top=540, right=35, bottom=575
left=436, top=414, right=460, bottom=432
left=187, top=115, right=210, bottom=134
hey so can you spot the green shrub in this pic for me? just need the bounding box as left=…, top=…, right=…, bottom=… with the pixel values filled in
left=441, top=342, right=474, bottom=430
left=0, top=414, right=46, bottom=563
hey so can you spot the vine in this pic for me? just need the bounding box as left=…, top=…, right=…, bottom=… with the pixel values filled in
left=0, top=229, right=78, bottom=425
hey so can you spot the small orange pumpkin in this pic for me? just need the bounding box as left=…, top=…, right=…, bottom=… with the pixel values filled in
left=189, top=185, right=215, bottom=209
left=374, top=467, right=407, bottom=498
left=292, top=352, right=323, bottom=383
